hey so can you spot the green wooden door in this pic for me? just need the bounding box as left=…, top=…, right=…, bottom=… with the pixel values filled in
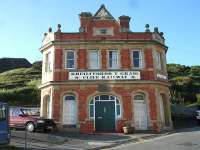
left=95, top=101, right=115, bottom=132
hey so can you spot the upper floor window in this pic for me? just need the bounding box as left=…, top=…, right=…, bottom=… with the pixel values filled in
left=65, top=50, right=75, bottom=69
left=93, top=27, right=113, bottom=36
left=89, top=50, right=100, bottom=69
left=100, top=29, right=107, bottom=34
left=156, top=51, right=162, bottom=70
left=132, top=50, right=144, bottom=69
left=45, top=52, right=52, bottom=72
left=108, top=50, right=118, bottom=69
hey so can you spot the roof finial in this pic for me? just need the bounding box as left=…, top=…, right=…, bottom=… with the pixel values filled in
left=48, top=27, right=52, bottom=32
left=145, top=24, right=150, bottom=32
left=57, top=24, right=61, bottom=32
left=101, top=4, right=105, bottom=8
left=154, top=27, right=159, bottom=33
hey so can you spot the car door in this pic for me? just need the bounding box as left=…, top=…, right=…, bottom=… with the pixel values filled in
left=10, top=108, right=24, bottom=128
left=9, top=108, right=16, bottom=128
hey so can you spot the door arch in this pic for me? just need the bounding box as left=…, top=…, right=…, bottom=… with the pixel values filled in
left=62, top=94, right=77, bottom=126
left=43, top=95, right=51, bottom=118
left=133, top=93, right=148, bottom=130
left=160, top=94, right=170, bottom=127
left=89, top=94, right=121, bottom=132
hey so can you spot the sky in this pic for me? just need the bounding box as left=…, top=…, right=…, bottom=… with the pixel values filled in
left=0, top=0, right=199, bottom=66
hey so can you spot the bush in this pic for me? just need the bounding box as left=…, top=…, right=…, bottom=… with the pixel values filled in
left=0, top=87, right=40, bottom=106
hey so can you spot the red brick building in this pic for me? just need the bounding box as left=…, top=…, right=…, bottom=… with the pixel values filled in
left=39, top=5, right=172, bottom=133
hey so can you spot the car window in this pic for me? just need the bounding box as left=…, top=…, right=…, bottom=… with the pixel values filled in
left=21, top=108, right=39, bottom=116
left=10, top=108, right=22, bottom=117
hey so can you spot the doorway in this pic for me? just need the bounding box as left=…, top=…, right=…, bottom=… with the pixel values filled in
left=134, top=93, right=148, bottom=130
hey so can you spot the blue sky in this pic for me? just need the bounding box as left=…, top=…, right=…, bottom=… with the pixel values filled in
left=0, top=0, right=199, bottom=66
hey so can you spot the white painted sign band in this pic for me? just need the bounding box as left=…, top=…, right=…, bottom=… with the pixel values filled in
left=157, top=74, right=168, bottom=80
left=69, top=71, right=140, bottom=80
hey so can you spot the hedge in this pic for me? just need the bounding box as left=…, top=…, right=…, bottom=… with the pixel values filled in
left=0, top=86, right=40, bottom=106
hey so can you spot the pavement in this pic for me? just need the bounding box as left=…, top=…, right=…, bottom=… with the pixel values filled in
left=10, top=129, right=174, bottom=150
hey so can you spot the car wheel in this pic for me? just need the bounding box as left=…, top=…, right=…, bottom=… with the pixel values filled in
left=26, top=122, right=35, bottom=132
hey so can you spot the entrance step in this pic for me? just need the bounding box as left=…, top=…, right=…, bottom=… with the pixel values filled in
left=59, top=126, right=79, bottom=135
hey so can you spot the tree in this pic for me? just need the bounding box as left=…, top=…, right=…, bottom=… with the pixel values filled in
left=167, top=64, right=200, bottom=105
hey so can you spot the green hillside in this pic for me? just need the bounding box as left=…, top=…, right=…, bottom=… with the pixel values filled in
left=0, top=63, right=41, bottom=106
left=0, top=58, right=32, bottom=73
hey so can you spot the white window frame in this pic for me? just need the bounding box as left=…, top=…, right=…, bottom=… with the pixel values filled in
left=45, top=52, right=52, bottom=72
left=88, top=50, right=100, bottom=69
left=108, top=50, right=119, bottom=69
left=132, top=50, right=144, bottom=69
left=156, top=51, right=162, bottom=70
left=65, top=50, right=76, bottom=69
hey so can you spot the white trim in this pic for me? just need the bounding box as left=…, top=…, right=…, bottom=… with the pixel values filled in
left=49, top=90, right=53, bottom=119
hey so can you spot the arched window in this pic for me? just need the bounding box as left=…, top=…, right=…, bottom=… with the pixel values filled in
left=65, top=95, right=75, bottom=101
left=134, top=93, right=145, bottom=101
left=89, top=95, right=121, bottom=118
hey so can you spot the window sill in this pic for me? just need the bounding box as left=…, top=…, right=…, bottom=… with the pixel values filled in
left=65, top=68, right=77, bottom=71
left=107, top=68, right=120, bottom=70
left=131, top=68, right=144, bottom=71
left=87, top=69, right=101, bottom=71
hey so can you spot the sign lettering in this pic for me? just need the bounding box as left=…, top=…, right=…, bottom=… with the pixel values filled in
left=69, top=71, right=140, bottom=80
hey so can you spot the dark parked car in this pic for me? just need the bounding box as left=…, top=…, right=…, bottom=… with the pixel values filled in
left=196, top=110, right=200, bottom=123
left=9, top=107, right=56, bottom=132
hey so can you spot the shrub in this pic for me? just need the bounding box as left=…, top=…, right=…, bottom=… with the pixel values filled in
left=0, top=87, right=40, bottom=106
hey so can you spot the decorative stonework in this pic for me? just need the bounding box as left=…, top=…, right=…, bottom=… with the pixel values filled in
left=94, top=4, right=115, bottom=20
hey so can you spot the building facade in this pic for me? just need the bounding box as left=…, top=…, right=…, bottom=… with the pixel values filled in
left=39, top=5, right=172, bottom=133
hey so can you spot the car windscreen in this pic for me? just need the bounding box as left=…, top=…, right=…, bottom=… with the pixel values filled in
left=0, top=105, right=6, bottom=121
left=21, top=108, right=39, bottom=116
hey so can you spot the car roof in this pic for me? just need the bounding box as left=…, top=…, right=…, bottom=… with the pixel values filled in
left=0, top=101, right=7, bottom=106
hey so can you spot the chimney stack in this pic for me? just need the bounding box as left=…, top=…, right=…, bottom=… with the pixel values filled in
left=79, top=12, right=92, bottom=32
left=119, top=15, right=131, bottom=32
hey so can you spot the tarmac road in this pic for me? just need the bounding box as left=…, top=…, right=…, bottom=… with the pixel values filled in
left=111, top=127, right=200, bottom=150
